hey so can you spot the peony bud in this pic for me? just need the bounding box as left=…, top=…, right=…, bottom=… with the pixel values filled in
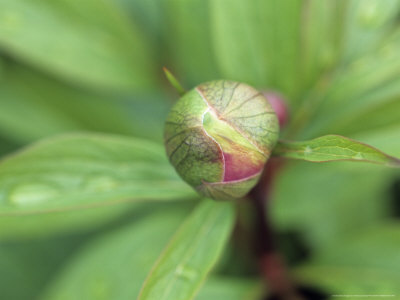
left=164, top=80, right=279, bottom=200
left=262, top=91, right=289, bottom=128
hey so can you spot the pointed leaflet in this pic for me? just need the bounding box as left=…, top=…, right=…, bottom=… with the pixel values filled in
left=163, top=67, right=186, bottom=96
left=138, top=199, right=235, bottom=300
left=273, top=135, right=400, bottom=166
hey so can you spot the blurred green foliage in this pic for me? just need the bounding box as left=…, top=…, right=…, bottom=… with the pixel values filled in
left=0, top=0, right=400, bottom=299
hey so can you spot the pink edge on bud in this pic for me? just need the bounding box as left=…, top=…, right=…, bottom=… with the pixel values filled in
left=262, top=92, right=288, bottom=127
left=222, top=149, right=265, bottom=182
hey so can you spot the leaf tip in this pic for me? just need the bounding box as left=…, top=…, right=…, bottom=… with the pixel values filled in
left=163, top=67, right=186, bottom=96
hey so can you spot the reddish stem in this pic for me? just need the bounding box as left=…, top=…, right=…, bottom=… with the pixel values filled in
left=249, top=159, right=303, bottom=300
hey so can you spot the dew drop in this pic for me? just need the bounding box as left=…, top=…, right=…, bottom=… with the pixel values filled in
left=354, top=152, right=364, bottom=160
left=304, top=146, right=312, bottom=155
left=175, top=264, right=197, bottom=281
left=10, top=184, right=59, bottom=206
left=83, top=176, right=119, bottom=192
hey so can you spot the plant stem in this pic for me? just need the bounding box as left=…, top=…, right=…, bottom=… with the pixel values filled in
left=249, top=159, right=303, bottom=300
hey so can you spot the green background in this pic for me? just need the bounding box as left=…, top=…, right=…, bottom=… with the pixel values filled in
left=0, top=0, right=399, bottom=299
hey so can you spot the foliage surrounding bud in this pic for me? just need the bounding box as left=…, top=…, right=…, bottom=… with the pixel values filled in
left=164, top=80, right=279, bottom=200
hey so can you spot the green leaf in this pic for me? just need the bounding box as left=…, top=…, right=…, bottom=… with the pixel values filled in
left=353, top=124, right=400, bottom=157
left=328, top=95, right=400, bottom=138
left=195, top=277, right=262, bottom=300
left=0, top=65, right=81, bottom=143
left=296, top=30, right=400, bottom=139
left=341, top=0, right=400, bottom=62
left=41, top=207, right=250, bottom=300
left=0, top=0, right=156, bottom=91
left=0, top=64, right=169, bottom=144
left=0, top=233, right=87, bottom=300
left=165, top=0, right=220, bottom=85
left=0, top=135, right=19, bottom=157
left=270, top=161, right=394, bottom=249
left=298, top=0, right=346, bottom=93
left=40, top=207, right=190, bottom=300
left=294, top=222, right=400, bottom=295
left=210, top=0, right=301, bottom=97
left=0, top=133, right=193, bottom=212
left=273, top=135, right=400, bottom=166
left=0, top=56, right=4, bottom=76
left=0, top=133, right=196, bottom=239
left=138, top=199, right=235, bottom=300
left=115, top=0, right=162, bottom=49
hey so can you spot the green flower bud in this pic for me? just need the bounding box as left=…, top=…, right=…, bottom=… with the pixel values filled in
left=164, top=80, right=279, bottom=200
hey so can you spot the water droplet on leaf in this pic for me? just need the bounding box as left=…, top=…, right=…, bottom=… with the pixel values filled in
left=304, top=146, right=312, bottom=155
left=175, top=264, right=197, bottom=281
left=10, top=183, right=59, bottom=206
left=84, top=176, right=118, bottom=192
left=354, top=152, right=364, bottom=160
